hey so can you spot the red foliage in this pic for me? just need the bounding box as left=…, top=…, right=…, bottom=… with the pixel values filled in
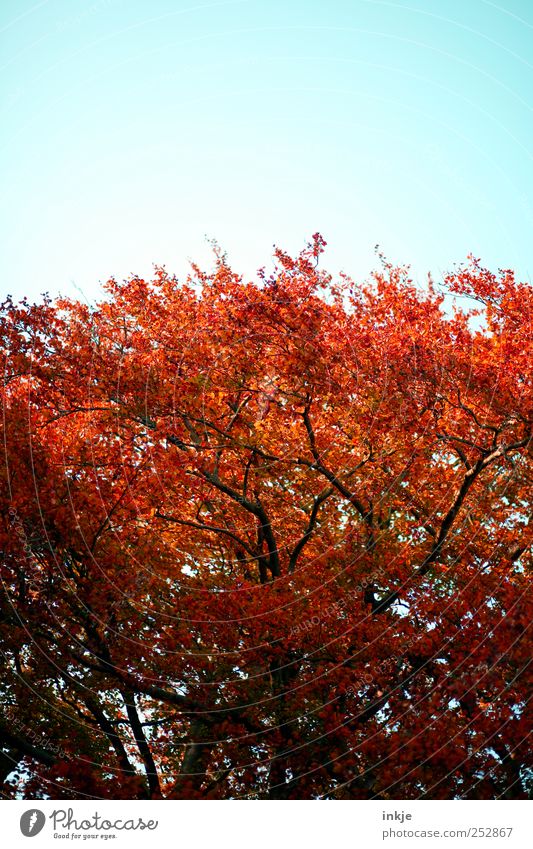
left=0, top=237, right=531, bottom=799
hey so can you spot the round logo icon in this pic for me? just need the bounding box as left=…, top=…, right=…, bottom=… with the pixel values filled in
left=20, top=809, right=46, bottom=837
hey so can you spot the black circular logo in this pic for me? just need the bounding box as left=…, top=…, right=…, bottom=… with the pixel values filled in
left=20, top=809, right=46, bottom=837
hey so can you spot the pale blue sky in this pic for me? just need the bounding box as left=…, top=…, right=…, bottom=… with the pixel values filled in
left=1, top=0, right=532, bottom=302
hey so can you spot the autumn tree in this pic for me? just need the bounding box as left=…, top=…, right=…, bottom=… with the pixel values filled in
left=0, top=236, right=531, bottom=799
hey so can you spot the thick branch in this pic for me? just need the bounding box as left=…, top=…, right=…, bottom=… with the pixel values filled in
left=288, top=487, right=333, bottom=573
left=155, top=510, right=255, bottom=557
left=372, top=434, right=531, bottom=614
left=122, top=690, right=161, bottom=797
left=302, top=406, right=370, bottom=523
left=84, top=697, right=136, bottom=779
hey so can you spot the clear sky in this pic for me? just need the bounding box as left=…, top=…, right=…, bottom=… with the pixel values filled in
left=1, top=0, right=532, bottom=303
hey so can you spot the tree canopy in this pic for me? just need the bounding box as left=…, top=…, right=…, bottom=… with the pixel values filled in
left=1, top=236, right=531, bottom=799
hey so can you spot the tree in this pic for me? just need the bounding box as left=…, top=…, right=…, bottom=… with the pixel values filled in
left=0, top=236, right=531, bottom=799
